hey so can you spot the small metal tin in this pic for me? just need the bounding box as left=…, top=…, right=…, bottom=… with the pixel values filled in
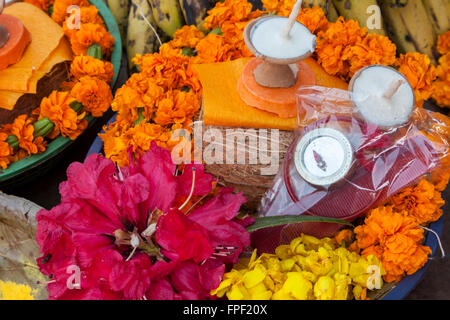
left=294, top=128, right=354, bottom=187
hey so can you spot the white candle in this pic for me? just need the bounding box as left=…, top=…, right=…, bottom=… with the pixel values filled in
left=250, top=16, right=316, bottom=60
left=351, top=66, right=415, bottom=128
left=294, top=128, right=354, bottom=187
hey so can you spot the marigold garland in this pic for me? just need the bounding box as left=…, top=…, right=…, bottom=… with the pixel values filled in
left=431, top=32, right=450, bottom=108
left=0, top=0, right=115, bottom=170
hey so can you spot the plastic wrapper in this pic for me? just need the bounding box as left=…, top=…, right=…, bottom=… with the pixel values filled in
left=253, top=86, right=450, bottom=253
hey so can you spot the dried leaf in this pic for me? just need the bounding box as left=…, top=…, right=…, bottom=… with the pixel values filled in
left=0, top=192, right=48, bottom=300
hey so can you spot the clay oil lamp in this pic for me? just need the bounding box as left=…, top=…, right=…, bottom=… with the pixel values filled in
left=0, top=0, right=31, bottom=71
left=349, top=65, right=415, bottom=129
left=238, top=0, right=317, bottom=118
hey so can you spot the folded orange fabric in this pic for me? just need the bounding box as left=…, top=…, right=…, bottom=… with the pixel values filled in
left=193, top=57, right=348, bottom=130
left=0, top=2, right=64, bottom=92
left=0, top=37, right=73, bottom=110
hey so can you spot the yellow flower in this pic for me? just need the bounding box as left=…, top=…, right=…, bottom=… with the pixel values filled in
left=272, top=272, right=313, bottom=300
left=0, top=281, right=35, bottom=300
left=314, top=276, right=336, bottom=300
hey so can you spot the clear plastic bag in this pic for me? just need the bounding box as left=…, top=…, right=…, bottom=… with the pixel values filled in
left=253, top=86, right=450, bottom=253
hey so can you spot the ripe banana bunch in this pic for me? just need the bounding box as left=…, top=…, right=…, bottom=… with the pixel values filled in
left=104, top=0, right=130, bottom=44
left=302, top=0, right=330, bottom=13
left=422, top=0, right=450, bottom=35
left=148, top=0, right=185, bottom=37
left=332, top=0, right=387, bottom=35
left=379, top=0, right=439, bottom=63
left=179, top=0, right=214, bottom=31
left=127, top=0, right=162, bottom=72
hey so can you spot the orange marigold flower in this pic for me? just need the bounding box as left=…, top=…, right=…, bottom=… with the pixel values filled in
left=396, top=52, right=437, bottom=107
left=203, top=0, right=254, bottom=30
left=154, top=90, right=201, bottom=126
left=432, top=53, right=450, bottom=108
left=297, top=6, right=329, bottom=34
left=355, top=205, right=431, bottom=283
left=170, top=25, right=205, bottom=49
left=334, top=229, right=353, bottom=247
left=262, top=0, right=295, bottom=16
left=8, top=115, right=42, bottom=156
left=437, top=31, right=450, bottom=55
left=24, top=0, right=54, bottom=11
left=125, top=122, right=172, bottom=157
left=316, top=17, right=367, bottom=79
left=63, top=5, right=105, bottom=39
left=70, top=55, right=114, bottom=83
left=0, top=132, right=12, bottom=170
left=195, top=33, right=234, bottom=63
left=70, top=23, right=115, bottom=57
left=389, top=179, right=445, bottom=225
left=430, top=169, right=450, bottom=192
left=70, top=76, right=113, bottom=117
left=100, top=122, right=131, bottom=167
left=39, top=91, right=87, bottom=140
left=347, top=33, right=397, bottom=78
left=52, top=0, right=90, bottom=24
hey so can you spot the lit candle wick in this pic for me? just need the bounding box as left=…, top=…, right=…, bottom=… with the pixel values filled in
left=382, top=79, right=405, bottom=100
left=282, top=0, right=302, bottom=39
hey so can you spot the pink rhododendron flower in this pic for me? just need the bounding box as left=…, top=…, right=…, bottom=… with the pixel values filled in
left=36, top=142, right=250, bottom=300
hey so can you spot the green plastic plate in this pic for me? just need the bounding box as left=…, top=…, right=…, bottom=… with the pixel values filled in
left=0, top=0, right=122, bottom=184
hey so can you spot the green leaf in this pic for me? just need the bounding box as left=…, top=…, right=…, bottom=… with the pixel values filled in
left=247, top=215, right=353, bottom=233
left=181, top=47, right=196, bottom=57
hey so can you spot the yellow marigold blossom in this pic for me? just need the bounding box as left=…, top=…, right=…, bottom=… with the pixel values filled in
left=195, top=33, right=235, bottom=63
left=99, top=122, right=131, bottom=167
left=437, top=31, right=450, bottom=55
left=396, top=52, right=437, bottom=107
left=389, top=179, right=444, bottom=225
left=212, top=235, right=385, bottom=300
left=353, top=205, right=431, bottom=283
left=70, top=55, right=115, bottom=83
left=0, top=281, right=35, bottom=300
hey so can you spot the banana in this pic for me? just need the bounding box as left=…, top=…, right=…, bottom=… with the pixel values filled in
left=302, top=0, right=330, bottom=14
left=386, top=0, right=409, bottom=7
left=422, top=0, right=450, bottom=35
left=379, top=0, right=417, bottom=54
left=327, top=1, right=340, bottom=22
left=179, top=0, right=212, bottom=31
left=105, top=0, right=130, bottom=44
left=148, top=0, right=185, bottom=38
left=127, top=0, right=160, bottom=72
left=247, top=0, right=264, bottom=11
left=332, top=0, right=386, bottom=35
left=393, top=0, right=437, bottom=63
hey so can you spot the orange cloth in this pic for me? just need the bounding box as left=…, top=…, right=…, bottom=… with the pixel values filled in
left=0, top=37, right=73, bottom=110
left=0, top=2, right=64, bottom=93
left=193, top=57, right=348, bottom=130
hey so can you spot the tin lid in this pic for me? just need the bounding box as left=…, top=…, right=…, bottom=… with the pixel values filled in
left=294, top=128, right=354, bottom=187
